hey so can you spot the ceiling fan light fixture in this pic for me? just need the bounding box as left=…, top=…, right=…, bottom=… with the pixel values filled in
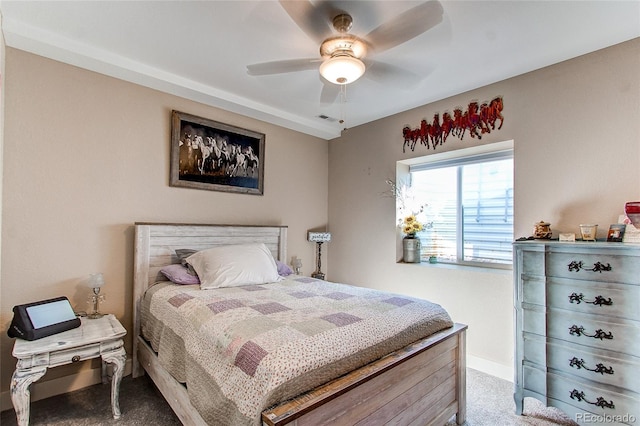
left=319, top=55, right=365, bottom=85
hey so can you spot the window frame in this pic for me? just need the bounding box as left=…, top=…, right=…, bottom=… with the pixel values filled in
left=397, top=140, right=514, bottom=270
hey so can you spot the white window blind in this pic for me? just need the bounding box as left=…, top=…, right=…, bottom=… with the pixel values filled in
left=409, top=148, right=513, bottom=268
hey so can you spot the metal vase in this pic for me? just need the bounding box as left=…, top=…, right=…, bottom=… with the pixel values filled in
left=403, top=236, right=421, bottom=263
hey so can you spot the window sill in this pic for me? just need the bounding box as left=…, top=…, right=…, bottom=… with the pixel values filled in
left=398, top=260, right=512, bottom=275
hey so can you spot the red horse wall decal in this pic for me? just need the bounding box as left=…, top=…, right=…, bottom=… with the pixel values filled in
left=402, top=96, right=504, bottom=152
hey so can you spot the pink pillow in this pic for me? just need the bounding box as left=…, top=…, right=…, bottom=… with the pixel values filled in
left=276, top=260, right=293, bottom=276
left=160, top=264, right=200, bottom=285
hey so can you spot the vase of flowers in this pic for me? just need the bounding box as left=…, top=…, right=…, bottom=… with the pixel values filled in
left=386, top=179, right=432, bottom=263
left=402, top=215, right=423, bottom=263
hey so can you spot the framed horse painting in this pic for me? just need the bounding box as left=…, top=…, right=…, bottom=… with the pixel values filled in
left=170, top=110, right=265, bottom=195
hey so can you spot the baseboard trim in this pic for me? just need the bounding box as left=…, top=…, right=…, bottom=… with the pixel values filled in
left=467, top=355, right=513, bottom=382
left=1, top=359, right=132, bottom=412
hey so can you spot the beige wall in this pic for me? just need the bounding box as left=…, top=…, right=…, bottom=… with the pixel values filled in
left=328, top=38, right=640, bottom=378
left=0, top=48, right=328, bottom=397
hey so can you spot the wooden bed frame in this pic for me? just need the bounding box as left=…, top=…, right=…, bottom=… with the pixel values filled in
left=132, top=222, right=467, bottom=425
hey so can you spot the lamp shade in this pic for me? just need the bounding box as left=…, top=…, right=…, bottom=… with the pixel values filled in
left=87, top=273, right=105, bottom=289
left=319, top=55, right=365, bottom=85
left=308, top=232, right=331, bottom=242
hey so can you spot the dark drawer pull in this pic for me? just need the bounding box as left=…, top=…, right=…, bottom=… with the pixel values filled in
left=569, top=357, right=614, bottom=375
left=570, top=389, right=615, bottom=409
left=568, top=292, right=613, bottom=306
left=71, top=355, right=81, bottom=363
left=568, top=325, right=613, bottom=340
left=567, top=261, right=611, bottom=273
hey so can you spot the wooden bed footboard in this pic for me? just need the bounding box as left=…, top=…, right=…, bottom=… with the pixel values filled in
left=262, top=323, right=467, bottom=426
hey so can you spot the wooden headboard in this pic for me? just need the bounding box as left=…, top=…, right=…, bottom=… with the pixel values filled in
left=132, top=222, right=288, bottom=376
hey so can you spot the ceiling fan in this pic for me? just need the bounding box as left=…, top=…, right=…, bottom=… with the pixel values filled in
left=247, top=1, right=444, bottom=96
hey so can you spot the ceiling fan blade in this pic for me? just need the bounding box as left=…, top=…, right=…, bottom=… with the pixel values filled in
left=365, top=0, right=444, bottom=53
left=247, top=58, right=321, bottom=76
left=320, top=80, right=340, bottom=104
left=279, top=0, right=333, bottom=44
left=364, top=60, right=429, bottom=89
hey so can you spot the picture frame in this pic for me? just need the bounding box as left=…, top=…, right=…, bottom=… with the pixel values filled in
left=170, top=110, right=265, bottom=195
left=607, top=224, right=626, bottom=242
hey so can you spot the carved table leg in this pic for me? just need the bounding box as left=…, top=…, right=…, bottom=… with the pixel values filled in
left=101, top=358, right=108, bottom=384
left=102, top=347, right=126, bottom=420
left=11, top=366, right=47, bottom=426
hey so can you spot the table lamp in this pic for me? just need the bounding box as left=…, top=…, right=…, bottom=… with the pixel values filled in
left=293, top=258, right=303, bottom=275
left=308, top=232, right=331, bottom=280
left=87, top=273, right=106, bottom=319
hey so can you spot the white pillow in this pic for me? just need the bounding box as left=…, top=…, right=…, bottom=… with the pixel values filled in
left=186, top=243, right=282, bottom=289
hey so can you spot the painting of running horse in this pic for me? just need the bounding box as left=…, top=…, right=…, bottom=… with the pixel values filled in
left=402, top=96, right=504, bottom=153
left=170, top=110, right=265, bottom=195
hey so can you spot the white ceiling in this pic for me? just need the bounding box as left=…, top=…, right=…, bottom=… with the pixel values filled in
left=1, top=1, right=639, bottom=140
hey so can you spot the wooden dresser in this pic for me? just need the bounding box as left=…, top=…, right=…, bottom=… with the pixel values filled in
left=514, top=241, right=639, bottom=425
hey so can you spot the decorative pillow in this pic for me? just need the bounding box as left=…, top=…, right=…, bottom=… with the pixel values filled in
left=175, top=249, right=198, bottom=275
left=276, top=260, right=293, bottom=276
left=160, top=264, right=200, bottom=285
left=186, top=243, right=282, bottom=289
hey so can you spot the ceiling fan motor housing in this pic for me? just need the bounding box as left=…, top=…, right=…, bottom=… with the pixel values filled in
left=319, top=35, right=367, bottom=59
left=332, top=13, right=353, bottom=33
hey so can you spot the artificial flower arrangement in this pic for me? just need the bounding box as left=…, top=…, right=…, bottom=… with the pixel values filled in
left=386, top=179, right=432, bottom=237
left=402, top=215, right=425, bottom=237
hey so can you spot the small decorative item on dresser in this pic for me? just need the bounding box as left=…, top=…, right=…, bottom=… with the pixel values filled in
left=579, top=224, right=598, bottom=241
left=607, top=224, right=626, bottom=242
left=533, top=221, right=552, bottom=239
left=625, top=201, right=640, bottom=229
left=559, top=233, right=576, bottom=242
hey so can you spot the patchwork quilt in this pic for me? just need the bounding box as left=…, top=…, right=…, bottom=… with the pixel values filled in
left=141, top=276, right=453, bottom=426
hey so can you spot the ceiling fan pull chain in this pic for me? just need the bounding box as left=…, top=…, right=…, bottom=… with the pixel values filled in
left=339, top=85, right=347, bottom=125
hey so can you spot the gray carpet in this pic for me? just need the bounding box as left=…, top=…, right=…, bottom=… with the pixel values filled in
left=1, top=368, right=578, bottom=425
left=444, top=369, right=578, bottom=426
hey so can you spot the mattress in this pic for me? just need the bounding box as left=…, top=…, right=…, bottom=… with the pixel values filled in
left=141, top=276, right=453, bottom=426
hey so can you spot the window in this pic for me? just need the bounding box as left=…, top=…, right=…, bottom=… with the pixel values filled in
left=402, top=142, right=513, bottom=268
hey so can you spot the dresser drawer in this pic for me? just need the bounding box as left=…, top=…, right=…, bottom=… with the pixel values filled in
left=546, top=251, right=640, bottom=284
left=546, top=339, right=640, bottom=393
left=547, top=372, right=639, bottom=424
left=547, top=278, right=639, bottom=321
left=547, top=309, right=639, bottom=356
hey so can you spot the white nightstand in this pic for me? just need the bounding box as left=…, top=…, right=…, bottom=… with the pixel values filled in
left=10, top=314, right=127, bottom=425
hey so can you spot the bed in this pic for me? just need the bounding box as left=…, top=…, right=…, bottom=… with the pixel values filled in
left=132, top=222, right=467, bottom=425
